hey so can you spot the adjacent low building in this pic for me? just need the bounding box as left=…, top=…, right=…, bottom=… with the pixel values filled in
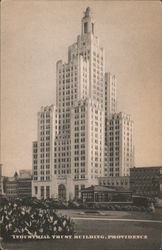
left=98, top=176, right=130, bottom=190
left=5, top=170, right=32, bottom=199
left=18, top=170, right=32, bottom=198
left=130, top=166, right=162, bottom=198
left=5, top=172, right=19, bottom=199
left=81, top=185, right=132, bottom=203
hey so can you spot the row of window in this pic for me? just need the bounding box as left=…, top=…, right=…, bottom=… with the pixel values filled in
left=40, top=119, right=51, bottom=124
left=54, top=169, right=71, bottom=174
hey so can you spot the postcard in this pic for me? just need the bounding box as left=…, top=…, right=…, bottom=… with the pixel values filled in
left=1, top=1, right=162, bottom=250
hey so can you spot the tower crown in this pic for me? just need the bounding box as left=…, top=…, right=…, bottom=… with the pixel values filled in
left=81, top=7, right=95, bottom=35
left=85, top=7, right=91, bottom=17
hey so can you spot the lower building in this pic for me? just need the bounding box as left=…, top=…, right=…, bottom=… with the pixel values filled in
left=98, top=176, right=130, bottom=190
left=130, top=166, right=162, bottom=198
left=5, top=170, right=32, bottom=199
left=18, top=170, right=32, bottom=198
left=81, top=185, right=132, bottom=203
left=5, top=172, right=19, bottom=199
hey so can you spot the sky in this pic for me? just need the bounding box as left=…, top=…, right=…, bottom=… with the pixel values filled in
left=1, top=0, right=162, bottom=177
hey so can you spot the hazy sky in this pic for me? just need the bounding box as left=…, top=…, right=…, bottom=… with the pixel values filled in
left=1, top=0, right=162, bottom=177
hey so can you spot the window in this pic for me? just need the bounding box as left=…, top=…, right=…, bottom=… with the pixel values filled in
left=34, top=186, right=38, bottom=195
left=41, top=186, right=44, bottom=199
left=84, top=22, right=88, bottom=33
left=81, top=184, right=85, bottom=190
left=75, top=185, right=79, bottom=199
left=46, top=186, right=50, bottom=198
left=92, top=23, right=94, bottom=33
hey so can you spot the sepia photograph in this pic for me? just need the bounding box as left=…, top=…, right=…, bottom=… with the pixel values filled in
left=1, top=0, right=162, bottom=249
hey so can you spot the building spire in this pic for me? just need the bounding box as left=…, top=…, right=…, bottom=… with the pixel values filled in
left=81, top=7, right=95, bottom=35
left=84, top=7, right=91, bottom=17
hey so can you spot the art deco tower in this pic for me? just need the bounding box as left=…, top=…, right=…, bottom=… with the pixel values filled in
left=55, top=7, right=105, bottom=198
left=32, top=7, right=134, bottom=200
left=32, top=7, right=106, bottom=200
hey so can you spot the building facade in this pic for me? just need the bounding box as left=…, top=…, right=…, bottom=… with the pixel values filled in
left=5, top=171, right=32, bottom=199
left=18, top=170, right=32, bottom=198
left=105, top=72, right=117, bottom=118
left=98, top=176, right=130, bottom=190
left=32, top=7, right=134, bottom=201
left=105, top=112, right=134, bottom=177
left=81, top=185, right=132, bottom=203
left=5, top=172, right=19, bottom=199
left=32, top=105, right=58, bottom=199
left=130, top=166, right=162, bottom=198
left=104, top=73, right=117, bottom=171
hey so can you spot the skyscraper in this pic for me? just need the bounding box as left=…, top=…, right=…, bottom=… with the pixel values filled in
left=32, top=7, right=134, bottom=200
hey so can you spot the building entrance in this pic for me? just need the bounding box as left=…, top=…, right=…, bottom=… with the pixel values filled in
left=58, top=184, right=66, bottom=201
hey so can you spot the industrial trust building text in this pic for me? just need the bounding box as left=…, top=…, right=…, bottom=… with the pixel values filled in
left=32, top=7, right=134, bottom=200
